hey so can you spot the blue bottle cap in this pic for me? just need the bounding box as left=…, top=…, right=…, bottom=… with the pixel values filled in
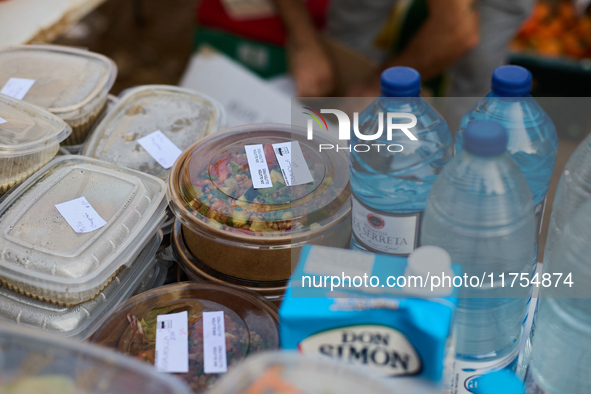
left=463, top=120, right=508, bottom=156
left=380, top=67, right=421, bottom=97
left=472, top=370, right=525, bottom=394
left=491, top=65, right=532, bottom=97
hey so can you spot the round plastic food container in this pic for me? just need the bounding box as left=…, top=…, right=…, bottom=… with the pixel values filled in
left=0, top=323, right=191, bottom=394
left=168, top=123, right=351, bottom=282
left=209, top=351, right=394, bottom=394
left=83, top=85, right=225, bottom=180
left=91, top=282, right=279, bottom=393
left=0, top=44, right=117, bottom=146
left=0, top=94, right=71, bottom=195
left=170, top=219, right=286, bottom=307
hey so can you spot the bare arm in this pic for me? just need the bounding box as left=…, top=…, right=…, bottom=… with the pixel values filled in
left=272, top=0, right=336, bottom=97
left=349, top=0, right=480, bottom=96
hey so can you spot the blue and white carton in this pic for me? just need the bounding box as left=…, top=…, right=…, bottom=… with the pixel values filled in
left=280, top=245, right=461, bottom=387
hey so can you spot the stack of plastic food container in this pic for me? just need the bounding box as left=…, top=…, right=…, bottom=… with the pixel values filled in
left=0, top=94, right=71, bottom=195
left=0, top=44, right=117, bottom=149
left=0, top=155, right=168, bottom=338
left=91, top=282, right=280, bottom=393
left=0, top=323, right=191, bottom=393
left=167, top=123, right=351, bottom=304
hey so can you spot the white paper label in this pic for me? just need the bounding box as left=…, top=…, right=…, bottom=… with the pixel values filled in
left=351, top=195, right=419, bottom=255
left=272, top=141, right=314, bottom=186
left=155, top=311, right=189, bottom=373
left=1, top=78, right=35, bottom=100
left=0, top=117, right=6, bottom=125
left=221, top=0, right=275, bottom=20
left=203, top=311, right=228, bottom=374
left=55, top=197, right=107, bottom=234
left=137, top=130, right=182, bottom=169
left=304, top=245, right=375, bottom=278
left=245, top=144, right=273, bottom=189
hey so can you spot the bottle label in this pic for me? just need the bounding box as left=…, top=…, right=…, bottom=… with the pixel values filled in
left=534, top=199, right=546, bottom=244
left=446, top=347, right=520, bottom=394
left=351, top=195, right=420, bottom=255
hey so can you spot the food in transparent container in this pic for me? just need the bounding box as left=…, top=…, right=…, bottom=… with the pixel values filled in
left=83, top=85, right=225, bottom=180
left=0, top=44, right=117, bottom=146
left=170, top=219, right=286, bottom=307
left=209, top=351, right=395, bottom=394
left=0, top=323, right=192, bottom=394
left=91, top=282, right=279, bottom=393
left=0, top=232, right=164, bottom=341
left=168, top=123, right=351, bottom=282
left=0, top=155, right=168, bottom=305
left=0, top=94, right=71, bottom=195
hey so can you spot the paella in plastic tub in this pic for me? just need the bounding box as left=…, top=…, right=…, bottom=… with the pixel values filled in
left=0, top=232, right=163, bottom=341
left=168, top=123, right=351, bottom=282
left=170, top=219, right=286, bottom=307
left=0, top=155, right=168, bottom=305
left=91, top=282, right=280, bottom=393
left=83, top=85, right=225, bottom=180
left=0, top=44, right=117, bottom=146
left=0, top=93, right=71, bottom=195
left=209, top=351, right=394, bottom=394
left=0, top=323, right=192, bottom=394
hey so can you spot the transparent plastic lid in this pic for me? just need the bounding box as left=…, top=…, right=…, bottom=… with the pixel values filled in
left=209, top=351, right=395, bottom=394
left=168, top=124, right=349, bottom=241
left=83, top=85, right=225, bottom=180
left=0, top=44, right=116, bottom=118
left=0, top=93, right=71, bottom=157
left=91, top=282, right=279, bottom=393
left=0, top=232, right=162, bottom=340
left=0, top=323, right=191, bottom=394
left=0, top=156, right=168, bottom=303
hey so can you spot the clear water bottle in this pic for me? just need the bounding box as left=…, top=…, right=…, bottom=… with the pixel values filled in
left=454, top=65, right=558, bottom=260
left=474, top=370, right=525, bottom=394
left=349, top=66, right=452, bottom=256
left=525, top=199, right=591, bottom=393
left=422, top=121, right=535, bottom=393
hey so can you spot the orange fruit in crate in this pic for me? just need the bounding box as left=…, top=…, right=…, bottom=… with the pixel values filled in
left=536, top=38, right=563, bottom=56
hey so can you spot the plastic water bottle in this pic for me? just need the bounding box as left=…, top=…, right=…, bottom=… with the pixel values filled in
left=350, top=66, right=452, bottom=256
left=525, top=199, right=591, bottom=393
left=474, top=370, right=525, bottom=394
left=454, top=65, right=558, bottom=261
left=421, top=121, right=535, bottom=393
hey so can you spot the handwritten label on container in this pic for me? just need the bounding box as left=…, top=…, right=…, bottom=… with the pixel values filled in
left=0, top=117, right=6, bottom=125
left=1, top=78, right=35, bottom=100
left=245, top=144, right=273, bottom=189
left=55, top=197, right=107, bottom=234
left=155, top=311, right=189, bottom=373
left=272, top=141, right=313, bottom=186
left=203, top=311, right=228, bottom=374
left=137, top=130, right=183, bottom=169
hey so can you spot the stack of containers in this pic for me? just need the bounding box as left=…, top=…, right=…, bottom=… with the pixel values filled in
left=0, top=94, right=71, bottom=195
left=0, top=155, right=168, bottom=339
left=0, top=44, right=117, bottom=152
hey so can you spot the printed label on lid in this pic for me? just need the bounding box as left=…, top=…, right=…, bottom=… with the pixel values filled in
left=352, top=195, right=420, bottom=255
left=298, top=325, right=422, bottom=377
left=155, top=311, right=189, bottom=373
left=203, top=311, right=228, bottom=374
left=245, top=144, right=273, bottom=189
left=272, top=141, right=314, bottom=186
left=137, top=130, right=182, bottom=169
left=0, top=117, right=6, bottom=125
left=54, top=197, right=107, bottom=234
left=1, top=78, right=35, bottom=100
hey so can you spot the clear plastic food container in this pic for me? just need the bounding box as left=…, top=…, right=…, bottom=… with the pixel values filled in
left=209, top=351, right=394, bottom=394
left=168, top=124, right=351, bottom=282
left=91, top=282, right=280, bottom=393
left=0, top=322, right=192, bottom=394
left=0, top=93, right=71, bottom=195
left=0, top=44, right=117, bottom=146
left=83, top=85, right=225, bottom=180
left=0, top=155, right=168, bottom=305
left=0, top=232, right=163, bottom=341
left=170, top=219, right=286, bottom=307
